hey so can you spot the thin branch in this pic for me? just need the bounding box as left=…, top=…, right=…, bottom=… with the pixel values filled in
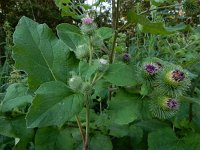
left=28, top=0, right=36, bottom=21
left=109, top=0, right=120, bottom=64
left=84, top=94, right=90, bottom=150
left=75, top=115, right=85, bottom=147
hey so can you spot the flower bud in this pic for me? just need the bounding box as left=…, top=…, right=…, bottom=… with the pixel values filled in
left=166, top=98, right=179, bottom=109
left=81, top=82, right=92, bottom=94
left=144, top=63, right=159, bottom=75
left=155, top=66, right=191, bottom=96
left=165, top=69, right=185, bottom=86
left=75, top=44, right=89, bottom=59
left=122, top=53, right=131, bottom=62
left=81, top=17, right=97, bottom=35
left=98, top=58, right=109, bottom=72
left=68, top=76, right=83, bottom=91
left=159, top=97, right=179, bottom=110
left=82, top=17, right=94, bottom=25
left=137, top=58, right=164, bottom=84
left=149, top=96, right=180, bottom=119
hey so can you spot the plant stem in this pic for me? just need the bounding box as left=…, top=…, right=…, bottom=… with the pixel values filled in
left=109, top=0, right=120, bottom=64
left=89, top=36, right=93, bottom=66
left=84, top=94, right=90, bottom=150
left=75, top=115, right=85, bottom=147
left=28, top=0, right=36, bottom=21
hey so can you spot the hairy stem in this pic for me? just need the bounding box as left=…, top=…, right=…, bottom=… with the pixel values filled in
left=89, top=36, right=93, bottom=66
left=75, top=115, right=85, bottom=146
left=109, top=0, right=120, bottom=64
left=84, top=94, right=90, bottom=150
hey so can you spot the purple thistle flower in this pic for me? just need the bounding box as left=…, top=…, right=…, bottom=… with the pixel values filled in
left=144, top=63, right=158, bottom=75
left=82, top=17, right=94, bottom=25
left=167, top=98, right=178, bottom=109
left=172, top=70, right=185, bottom=82
left=123, top=53, right=131, bottom=62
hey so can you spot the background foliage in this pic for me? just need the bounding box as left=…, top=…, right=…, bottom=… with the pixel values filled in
left=0, top=0, right=200, bottom=149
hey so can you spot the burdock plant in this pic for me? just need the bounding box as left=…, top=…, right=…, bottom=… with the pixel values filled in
left=155, top=65, right=191, bottom=97
left=81, top=17, right=97, bottom=35
left=149, top=96, right=180, bottom=119
left=138, top=58, right=163, bottom=84
left=138, top=58, right=191, bottom=119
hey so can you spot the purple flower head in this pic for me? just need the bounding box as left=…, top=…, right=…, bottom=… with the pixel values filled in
left=123, top=53, right=131, bottom=62
left=144, top=63, right=158, bottom=75
left=82, top=17, right=94, bottom=25
left=172, top=70, right=185, bottom=82
left=167, top=98, right=178, bottom=109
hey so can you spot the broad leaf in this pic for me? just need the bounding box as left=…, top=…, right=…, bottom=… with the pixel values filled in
left=148, top=128, right=182, bottom=150
left=54, top=0, right=70, bottom=8
left=108, top=90, right=140, bottom=125
left=148, top=128, right=200, bottom=150
left=35, top=127, right=75, bottom=150
left=1, top=83, right=32, bottom=112
left=127, top=10, right=187, bottom=35
left=0, top=116, right=34, bottom=150
left=13, top=16, right=73, bottom=91
left=90, top=133, right=113, bottom=150
left=26, top=81, right=83, bottom=128
left=92, top=79, right=109, bottom=98
left=79, top=60, right=99, bottom=81
left=108, top=124, right=130, bottom=138
left=104, top=63, right=137, bottom=86
left=135, top=120, right=170, bottom=131
left=57, top=23, right=88, bottom=51
left=95, top=27, right=113, bottom=40
left=183, top=134, right=200, bottom=150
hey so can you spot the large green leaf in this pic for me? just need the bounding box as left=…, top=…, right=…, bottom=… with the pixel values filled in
left=135, top=120, right=170, bottom=131
left=35, top=127, right=75, bottom=150
left=13, top=16, right=73, bottom=91
left=127, top=10, right=187, bottom=35
left=95, top=27, right=113, bottom=40
left=104, top=63, right=137, bottom=86
left=0, top=116, right=34, bottom=150
left=57, top=23, right=88, bottom=51
left=108, top=90, right=140, bottom=125
left=54, top=0, right=70, bottom=9
left=78, top=60, right=100, bottom=81
left=173, top=101, right=200, bottom=132
left=148, top=128, right=200, bottom=150
left=90, top=133, right=113, bottom=150
left=183, top=134, right=200, bottom=150
left=1, top=83, right=32, bottom=112
left=26, top=81, right=83, bottom=128
left=148, top=128, right=181, bottom=150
